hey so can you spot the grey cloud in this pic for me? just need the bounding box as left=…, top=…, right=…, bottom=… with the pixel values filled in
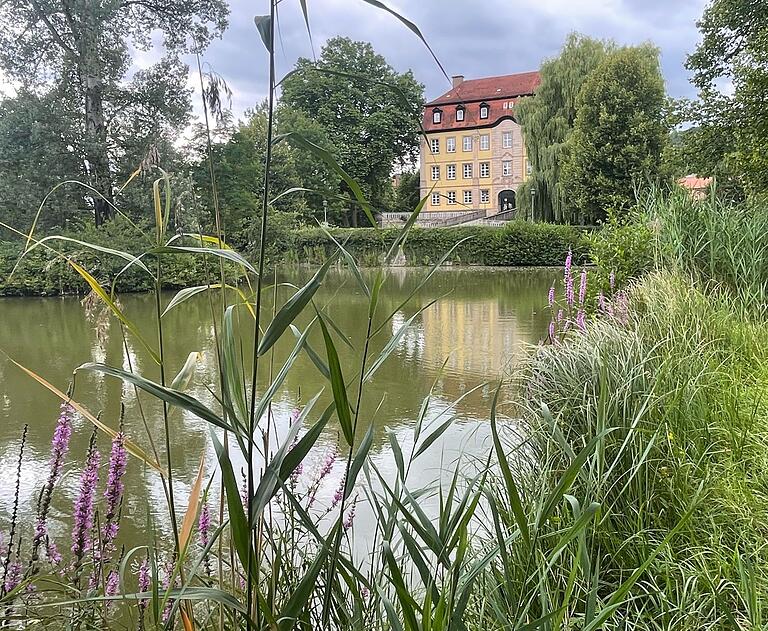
left=194, top=0, right=709, bottom=119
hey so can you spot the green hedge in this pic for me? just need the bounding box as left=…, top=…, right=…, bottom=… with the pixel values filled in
left=1, top=220, right=590, bottom=296
left=0, top=220, right=228, bottom=296
left=284, top=221, right=590, bottom=267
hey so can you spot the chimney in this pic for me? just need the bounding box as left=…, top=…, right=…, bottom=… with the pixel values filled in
left=452, top=75, right=464, bottom=88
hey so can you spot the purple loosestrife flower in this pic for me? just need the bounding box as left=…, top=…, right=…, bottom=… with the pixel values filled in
left=33, top=404, right=74, bottom=557
left=548, top=286, right=555, bottom=308
left=579, top=269, right=587, bottom=306
left=557, top=309, right=564, bottom=323
left=4, top=561, right=21, bottom=593
left=564, top=248, right=572, bottom=279
left=331, top=476, right=345, bottom=509
left=566, top=274, right=575, bottom=308
left=343, top=497, right=357, bottom=531
left=137, top=556, right=151, bottom=622
left=576, top=310, right=586, bottom=332
left=71, top=444, right=100, bottom=560
left=548, top=320, right=556, bottom=343
left=102, top=433, right=127, bottom=553
left=106, top=570, right=120, bottom=596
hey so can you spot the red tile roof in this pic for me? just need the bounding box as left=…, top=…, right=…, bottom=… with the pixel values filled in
left=426, top=71, right=541, bottom=106
left=423, top=71, right=540, bottom=132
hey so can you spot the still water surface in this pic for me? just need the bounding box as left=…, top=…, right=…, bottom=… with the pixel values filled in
left=0, top=267, right=556, bottom=548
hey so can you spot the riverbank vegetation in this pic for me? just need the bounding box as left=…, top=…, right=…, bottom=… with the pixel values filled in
left=2, top=0, right=768, bottom=628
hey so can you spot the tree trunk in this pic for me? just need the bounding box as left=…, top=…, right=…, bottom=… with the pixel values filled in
left=84, top=70, right=113, bottom=227
left=80, top=1, right=113, bottom=228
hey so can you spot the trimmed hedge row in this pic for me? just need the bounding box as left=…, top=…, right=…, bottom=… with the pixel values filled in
left=284, top=221, right=590, bottom=267
left=1, top=221, right=589, bottom=296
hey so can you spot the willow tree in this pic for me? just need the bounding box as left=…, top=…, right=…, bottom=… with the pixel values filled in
left=0, top=1, right=228, bottom=227
left=516, top=34, right=611, bottom=223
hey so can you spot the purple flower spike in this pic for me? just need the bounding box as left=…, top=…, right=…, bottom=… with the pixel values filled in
left=101, top=432, right=127, bottom=555
left=576, top=310, right=586, bottom=331
left=331, top=476, right=345, bottom=509
left=4, top=561, right=21, bottom=593
left=72, top=445, right=101, bottom=559
left=579, top=270, right=587, bottom=306
left=548, top=286, right=555, bottom=308
left=33, top=404, right=74, bottom=554
left=343, top=497, right=357, bottom=531
left=564, top=248, right=572, bottom=279
left=106, top=570, right=120, bottom=596
left=548, top=320, right=556, bottom=342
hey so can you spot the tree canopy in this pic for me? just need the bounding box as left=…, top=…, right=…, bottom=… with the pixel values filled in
left=280, top=37, right=424, bottom=226
left=562, top=45, right=667, bottom=224
left=516, top=34, right=611, bottom=223
left=0, top=0, right=228, bottom=227
left=685, top=0, right=768, bottom=196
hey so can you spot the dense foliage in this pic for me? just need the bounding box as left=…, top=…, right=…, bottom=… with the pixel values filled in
left=685, top=0, right=768, bottom=197
left=516, top=34, right=611, bottom=222
left=563, top=45, right=667, bottom=224
left=285, top=222, right=590, bottom=268
left=0, top=0, right=228, bottom=227
left=280, top=37, right=425, bottom=226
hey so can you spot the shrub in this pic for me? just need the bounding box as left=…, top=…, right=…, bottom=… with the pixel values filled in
left=286, top=221, right=590, bottom=267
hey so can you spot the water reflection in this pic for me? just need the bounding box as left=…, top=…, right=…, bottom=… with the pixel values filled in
left=0, top=267, right=556, bottom=544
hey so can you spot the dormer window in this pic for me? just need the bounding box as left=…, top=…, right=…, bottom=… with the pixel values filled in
left=455, top=105, right=465, bottom=121
left=479, top=102, right=489, bottom=119
left=432, top=108, right=442, bottom=124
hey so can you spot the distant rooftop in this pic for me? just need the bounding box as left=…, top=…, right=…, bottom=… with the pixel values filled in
left=426, top=71, right=541, bottom=107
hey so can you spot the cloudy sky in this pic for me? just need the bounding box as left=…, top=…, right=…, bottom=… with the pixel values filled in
left=186, top=0, right=709, bottom=118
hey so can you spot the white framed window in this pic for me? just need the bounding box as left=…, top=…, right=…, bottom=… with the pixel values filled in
left=502, top=131, right=513, bottom=149
left=526, top=159, right=533, bottom=175
left=431, top=192, right=440, bottom=206
left=462, top=136, right=472, bottom=152
left=480, top=189, right=490, bottom=203
left=480, top=162, right=490, bottom=178
left=463, top=190, right=473, bottom=204
left=463, top=163, right=472, bottom=179
left=446, top=164, right=456, bottom=180
left=479, top=104, right=489, bottom=119
left=456, top=106, right=465, bottom=121
left=431, top=165, right=440, bottom=180
left=430, top=138, right=439, bottom=154
left=432, top=109, right=442, bottom=124
left=446, top=137, right=456, bottom=153
left=447, top=191, right=456, bottom=205
left=502, top=160, right=512, bottom=176
left=479, top=134, right=490, bottom=151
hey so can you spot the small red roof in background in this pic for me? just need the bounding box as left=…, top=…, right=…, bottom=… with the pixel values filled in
left=679, top=175, right=712, bottom=190
left=426, top=71, right=541, bottom=106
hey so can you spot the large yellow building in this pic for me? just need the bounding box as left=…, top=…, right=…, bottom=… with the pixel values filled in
left=419, top=71, right=540, bottom=218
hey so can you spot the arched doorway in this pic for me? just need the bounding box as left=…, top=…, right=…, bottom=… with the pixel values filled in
left=498, top=190, right=516, bottom=213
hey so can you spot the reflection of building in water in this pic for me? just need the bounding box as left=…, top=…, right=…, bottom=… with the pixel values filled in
left=395, top=296, right=529, bottom=381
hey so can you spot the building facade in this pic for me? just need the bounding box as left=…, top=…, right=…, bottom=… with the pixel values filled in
left=419, top=71, right=540, bottom=217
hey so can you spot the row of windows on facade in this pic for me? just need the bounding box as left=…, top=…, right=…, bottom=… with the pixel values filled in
left=431, top=160, right=531, bottom=180
left=429, top=132, right=515, bottom=154
left=431, top=190, right=490, bottom=206
left=432, top=103, right=489, bottom=124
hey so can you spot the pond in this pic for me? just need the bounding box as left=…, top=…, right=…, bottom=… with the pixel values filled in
left=0, top=266, right=557, bottom=552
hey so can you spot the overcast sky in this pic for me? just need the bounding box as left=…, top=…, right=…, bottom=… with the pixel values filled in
left=180, top=0, right=709, bottom=118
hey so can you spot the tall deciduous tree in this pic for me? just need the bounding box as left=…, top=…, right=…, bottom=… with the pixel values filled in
left=563, top=45, right=667, bottom=224
left=280, top=37, right=424, bottom=227
left=0, top=0, right=228, bottom=227
left=516, top=34, right=611, bottom=223
left=686, top=0, right=768, bottom=196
